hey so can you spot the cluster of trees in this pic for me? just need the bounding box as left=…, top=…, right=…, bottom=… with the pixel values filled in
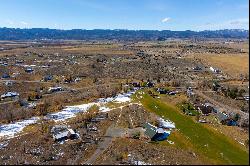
left=222, top=87, right=246, bottom=99
left=0, top=28, right=248, bottom=40
left=178, top=101, right=199, bottom=116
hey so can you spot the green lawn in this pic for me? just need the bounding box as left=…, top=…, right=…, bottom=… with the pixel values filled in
left=136, top=90, right=249, bottom=165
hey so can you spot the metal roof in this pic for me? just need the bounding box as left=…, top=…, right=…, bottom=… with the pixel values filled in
left=53, top=131, right=69, bottom=140
left=144, top=123, right=157, bottom=139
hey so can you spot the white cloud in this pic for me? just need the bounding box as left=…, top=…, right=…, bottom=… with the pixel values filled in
left=161, top=17, right=171, bottom=23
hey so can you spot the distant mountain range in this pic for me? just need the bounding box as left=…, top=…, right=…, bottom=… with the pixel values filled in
left=0, top=28, right=248, bottom=40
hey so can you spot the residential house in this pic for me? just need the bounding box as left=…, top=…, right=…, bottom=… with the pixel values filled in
left=48, top=86, right=62, bottom=93
left=196, top=103, right=214, bottom=115
left=156, top=88, right=168, bottom=94
left=144, top=123, right=170, bottom=141
left=51, top=125, right=79, bottom=142
left=192, top=66, right=202, bottom=71
left=15, top=60, right=24, bottom=64
left=243, top=94, right=249, bottom=101
left=25, top=67, right=34, bottom=73
left=210, top=66, right=221, bottom=74
left=187, top=87, right=194, bottom=97
left=168, top=90, right=178, bottom=95
left=44, top=75, right=53, bottom=81
left=5, top=81, right=13, bottom=86
left=216, top=111, right=229, bottom=124
left=1, top=92, right=19, bottom=100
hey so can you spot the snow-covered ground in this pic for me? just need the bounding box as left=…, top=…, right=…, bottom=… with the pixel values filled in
left=46, top=103, right=96, bottom=122
left=0, top=117, right=39, bottom=139
left=158, top=117, right=175, bottom=129
left=97, top=90, right=136, bottom=103
left=99, top=106, right=111, bottom=112
left=47, top=90, right=137, bottom=121
left=0, top=89, right=138, bottom=139
left=128, top=154, right=151, bottom=165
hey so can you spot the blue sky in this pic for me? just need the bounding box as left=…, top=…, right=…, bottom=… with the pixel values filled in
left=0, top=0, right=249, bottom=31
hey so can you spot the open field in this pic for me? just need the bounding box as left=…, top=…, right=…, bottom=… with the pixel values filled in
left=187, top=53, right=249, bottom=78
left=63, top=45, right=133, bottom=55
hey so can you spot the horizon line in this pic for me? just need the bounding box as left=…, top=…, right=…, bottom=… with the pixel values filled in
left=0, top=27, right=249, bottom=32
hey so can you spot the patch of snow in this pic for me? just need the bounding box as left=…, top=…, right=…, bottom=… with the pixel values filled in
left=158, top=117, right=175, bottom=129
left=210, top=67, right=215, bottom=72
left=0, top=117, right=39, bottom=138
left=98, top=90, right=136, bottom=103
left=98, top=97, right=114, bottom=103
left=167, top=140, right=174, bottom=144
left=99, top=106, right=111, bottom=112
left=27, top=102, right=36, bottom=108
left=113, top=94, right=131, bottom=103
left=46, top=103, right=95, bottom=122
left=128, top=154, right=151, bottom=165
left=238, top=141, right=245, bottom=146
left=136, top=160, right=150, bottom=165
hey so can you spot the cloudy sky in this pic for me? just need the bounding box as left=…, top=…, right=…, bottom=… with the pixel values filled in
left=0, top=0, right=249, bottom=31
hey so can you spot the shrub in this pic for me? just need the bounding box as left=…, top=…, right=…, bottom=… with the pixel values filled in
left=132, top=131, right=141, bottom=139
left=245, top=139, right=249, bottom=147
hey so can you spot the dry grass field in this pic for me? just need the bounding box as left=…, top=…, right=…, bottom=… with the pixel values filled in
left=63, top=44, right=133, bottom=55
left=188, top=53, right=249, bottom=78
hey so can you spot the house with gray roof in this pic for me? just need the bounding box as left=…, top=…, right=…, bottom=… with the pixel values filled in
left=144, top=123, right=170, bottom=141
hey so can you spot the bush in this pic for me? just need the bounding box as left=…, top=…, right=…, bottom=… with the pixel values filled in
left=245, top=139, right=249, bottom=147
left=132, top=131, right=141, bottom=139
left=85, top=105, right=99, bottom=122
left=116, top=152, right=128, bottom=161
left=36, top=100, right=50, bottom=116
left=178, top=101, right=199, bottom=116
